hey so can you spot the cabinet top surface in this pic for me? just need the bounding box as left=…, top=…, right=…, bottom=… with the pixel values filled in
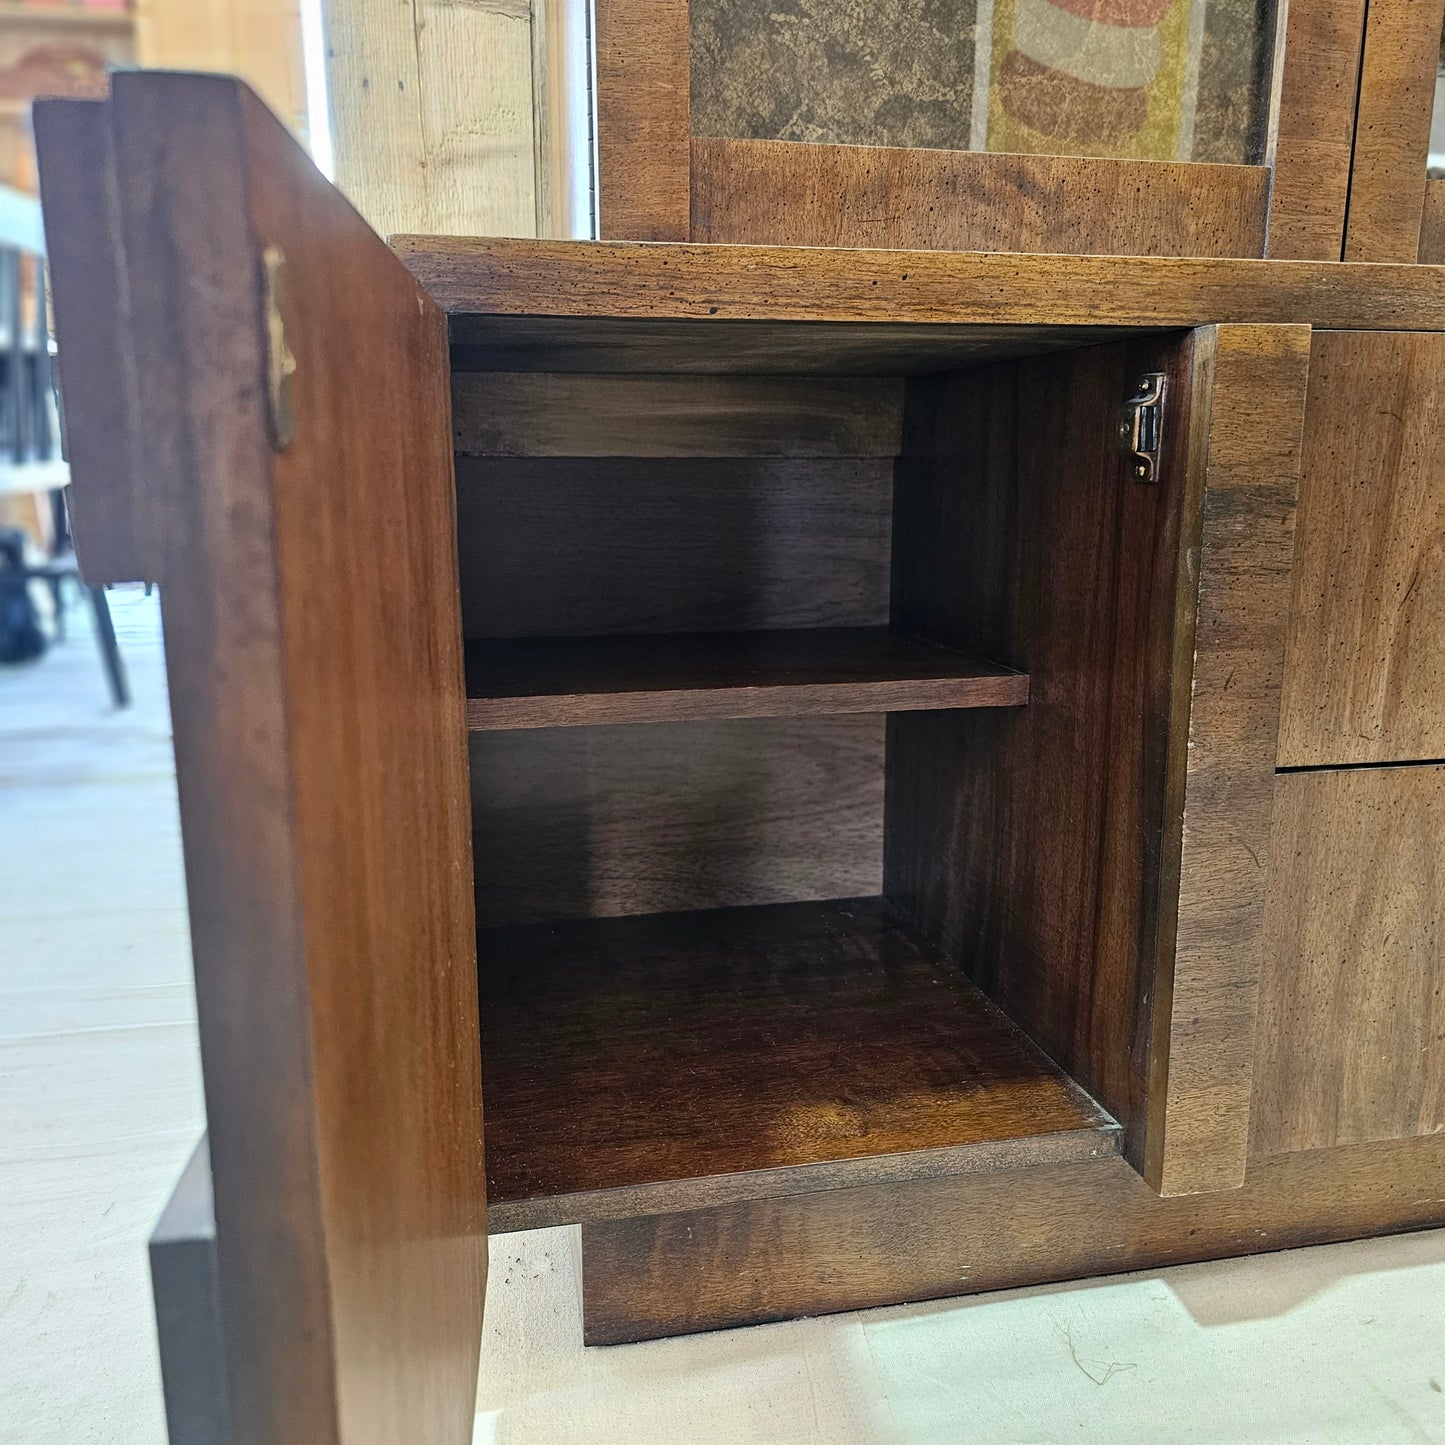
left=394, top=236, right=1445, bottom=335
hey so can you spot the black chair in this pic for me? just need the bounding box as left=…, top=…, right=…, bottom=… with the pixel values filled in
left=0, top=243, right=128, bottom=706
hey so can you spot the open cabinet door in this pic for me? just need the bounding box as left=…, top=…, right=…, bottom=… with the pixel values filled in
left=36, top=74, right=485, bottom=1445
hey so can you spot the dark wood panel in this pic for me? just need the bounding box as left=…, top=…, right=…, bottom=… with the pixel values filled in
left=150, top=1139, right=227, bottom=1445
left=33, top=99, right=142, bottom=585
left=1253, top=765, right=1445, bottom=1159
left=464, top=628, right=1028, bottom=730
left=481, top=898, right=1119, bottom=1231
left=39, top=74, right=486, bottom=1445
left=884, top=335, right=1196, bottom=1181
left=1264, top=0, right=1367, bottom=261
left=470, top=715, right=884, bottom=927
left=454, top=457, right=893, bottom=639
left=397, top=235, right=1445, bottom=333
left=594, top=0, right=689, bottom=239
left=577, top=1134, right=1445, bottom=1343
left=691, top=137, right=1270, bottom=258
left=1344, top=0, right=1445, bottom=263
left=447, top=315, right=1131, bottom=376
left=1422, top=181, right=1445, bottom=265
left=451, top=371, right=903, bottom=457
left=1279, top=331, right=1445, bottom=768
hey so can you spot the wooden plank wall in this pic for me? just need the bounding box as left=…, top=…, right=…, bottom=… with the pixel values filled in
left=324, top=0, right=538, bottom=239
left=133, top=0, right=306, bottom=139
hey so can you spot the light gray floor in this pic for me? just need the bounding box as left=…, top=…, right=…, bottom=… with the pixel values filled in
left=4, top=589, right=1445, bottom=1444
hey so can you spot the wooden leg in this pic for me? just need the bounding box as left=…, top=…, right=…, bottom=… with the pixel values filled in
left=87, top=585, right=130, bottom=707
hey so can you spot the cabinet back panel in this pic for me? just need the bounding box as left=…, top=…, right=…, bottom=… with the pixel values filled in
left=470, top=716, right=884, bottom=927
left=455, top=457, right=893, bottom=638
left=451, top=372, right=904, bottom=457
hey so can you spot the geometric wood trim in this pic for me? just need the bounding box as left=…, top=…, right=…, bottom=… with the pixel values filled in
left=1278, top=331, right=1445, bottom=768
left=1265, top=0, right=1369, bottom=260
left=1344, top=0, right=1445, bottom=263
left=1421, top=180, right=1445, bottom=264
left=396, top=236, right=1445, bottom=334
left=594, top=0, right=689, bottom=239
left=692, top=138, right=1270, bottom=258
left=1253, top=765, right=1445, bottom=1159
left=595, top=0, right=1372, bottom=261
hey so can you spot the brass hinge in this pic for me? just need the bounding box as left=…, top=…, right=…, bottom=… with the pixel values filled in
left=261, top=244, right=296, bottom=451
left=1119, top=372, right=1166, bottom=483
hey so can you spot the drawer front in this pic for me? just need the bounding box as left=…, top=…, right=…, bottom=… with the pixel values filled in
left=1278, top=331, right=1445, bottom=768
left=1253, top=764, right=1445, bottom=1158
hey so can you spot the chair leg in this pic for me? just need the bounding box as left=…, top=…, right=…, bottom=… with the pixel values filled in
left=87, top=585, right=130, bottom=707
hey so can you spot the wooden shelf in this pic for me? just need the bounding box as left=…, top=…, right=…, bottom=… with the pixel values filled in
left=464, top=627, right=1028, bottom=730
left=479, top=897, right=1119, bottom=1231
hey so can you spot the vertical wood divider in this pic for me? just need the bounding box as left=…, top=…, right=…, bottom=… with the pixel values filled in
left=1142, top=323, right=1311, bottom=1196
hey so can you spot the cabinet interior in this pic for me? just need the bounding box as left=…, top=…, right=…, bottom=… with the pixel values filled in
left=452, top=316, right=1200, bottom=1230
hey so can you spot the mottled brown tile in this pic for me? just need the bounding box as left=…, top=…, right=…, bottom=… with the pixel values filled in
left=691, top=0, right=978, bottom=151
left=691, top=0, right=1275, bottom=164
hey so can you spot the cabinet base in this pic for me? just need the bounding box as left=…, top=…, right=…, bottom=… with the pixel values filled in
left=576, top=1136, right=1445, bottom=1344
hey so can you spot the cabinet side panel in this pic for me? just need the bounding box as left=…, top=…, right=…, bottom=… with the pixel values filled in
left=885, top=336, right=1197, bottom=1152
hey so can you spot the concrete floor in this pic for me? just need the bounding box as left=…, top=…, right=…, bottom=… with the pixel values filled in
left=4, top=588, right=1445, bottom=1444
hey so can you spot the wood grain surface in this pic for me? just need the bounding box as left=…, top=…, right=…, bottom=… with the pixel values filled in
left=1343, top=0, right=1445, bottom=263
left=446, top=314, right=1133, bottom=374
left=397, top=235, right=1445, bottom=332
left=1253, top=765, right=1445, bottom=1159
left=1279, top=331, right=1445, bottom=768
left=479, top=898, right=1119, bottom=1231
left=464, top=628, right=1029, bottom=730
left=453, top=457, right=893, bottom=639
left=577, top=1133, right=1445, bottom=1343
left=594, top=0, right=689, bottom=239
left=1264, top=0, right=1367, bottom=260
left=691, top=137, right=1270, bottom=258
left=33, top=99, right=142, bottom=584
left=470, top=716, right=885, bottom=927
left=884, top=337, right=1189, bottom=1166
left=1142, top=324, right=1311, bottom=1196
left=38, top=74, right=485, bottom=1445
left=1422, top=181, right=1445, bottom=265
left=450, top=371, right=903, bottom=457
